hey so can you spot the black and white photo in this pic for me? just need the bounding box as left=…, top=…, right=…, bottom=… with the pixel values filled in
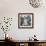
left=18, top=13, right=34, bottom=28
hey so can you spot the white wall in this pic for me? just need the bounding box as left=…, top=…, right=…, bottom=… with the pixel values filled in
left=44, top=16, right=46, bottom=40
left=0, top=0, right=46, bottom=40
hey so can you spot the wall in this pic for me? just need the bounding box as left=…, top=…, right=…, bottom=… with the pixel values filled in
left=44, top=15, right=46, bottom=40
left=0, top=0, right=46, bottom=40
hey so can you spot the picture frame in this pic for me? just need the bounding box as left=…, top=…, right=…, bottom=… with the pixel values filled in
left=18, top=13, right=34, bottom=29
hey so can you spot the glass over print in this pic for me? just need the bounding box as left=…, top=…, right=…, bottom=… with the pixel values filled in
left=18, top=13, right=34, bottom=28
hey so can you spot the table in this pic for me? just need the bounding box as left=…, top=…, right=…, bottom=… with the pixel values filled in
left=5, top=39, right=46, bottom=46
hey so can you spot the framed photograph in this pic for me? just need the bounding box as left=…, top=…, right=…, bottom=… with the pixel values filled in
left=18, top=13, right=34, bottom=28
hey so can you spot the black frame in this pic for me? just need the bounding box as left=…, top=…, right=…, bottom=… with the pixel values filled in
left=18, top=13, right=34, bottom=29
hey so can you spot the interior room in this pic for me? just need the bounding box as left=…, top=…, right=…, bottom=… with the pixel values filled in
left=0, top=0, right=46, bottom=46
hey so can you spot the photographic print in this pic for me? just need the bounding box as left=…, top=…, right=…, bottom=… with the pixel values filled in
left=18, top=13, right=34, bottom=28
